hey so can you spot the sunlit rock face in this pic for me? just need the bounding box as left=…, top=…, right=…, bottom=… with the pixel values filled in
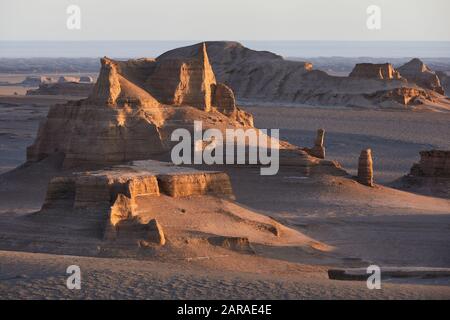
left=398, top=58, right=445, bottom=95
left=159, top=42, right=448, bottom=109
left=26, top=44, right=255, bottom=168
left=357, top=149, right=374, bottom=187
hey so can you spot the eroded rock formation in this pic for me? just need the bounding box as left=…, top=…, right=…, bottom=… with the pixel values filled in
left=397, top=150, right=450, bottom=199
left=26, top=82, right=94, bottom=96
left=146, top=219, right=166, bottom=245
left=79, top=76, right=94, bottom=83
left=306, top=129, right=325, bottom=159
left=145, top=43, right=216, bottom=111
left=159, top=42, right=449, bottom=110
left=410, top=150, right=450, bottom=178
left=349, top=63, right=402, bottom=80
left=21, top=76, right=53, bottom=87
left=26, top=43, right=257, bottom=168
left=58, top=76, right=79, bottom=83
left=357, top=149, right=374, bottom=187
left=436, top=71, right=450, bottom=94
left=41, top=160, right=235, bottom=241
left=367, top=87, right=434, bottom=106
left=398, top=59, right=445, bottom=95
left=26, top=43, right=340, bottom=173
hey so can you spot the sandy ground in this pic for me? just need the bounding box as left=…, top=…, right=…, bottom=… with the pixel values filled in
left=0, top=98, right=449, bottom=299
left=1, top=250, right=449, bottom=299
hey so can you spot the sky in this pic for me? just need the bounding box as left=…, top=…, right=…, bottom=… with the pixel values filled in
left=1, top=0, right=450, bottom=41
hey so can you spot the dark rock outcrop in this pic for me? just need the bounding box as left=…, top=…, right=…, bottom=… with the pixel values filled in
left=436, top=71, right=449, bottom=94
left=410, top=150, right=450, bottom=178
left=26, top=44, right=255, bottom=167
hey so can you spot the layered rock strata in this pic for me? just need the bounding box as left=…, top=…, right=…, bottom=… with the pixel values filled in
left=349, top=63, right=402, bottom=80
left=357, top=149, right=374, bottom=187
left=26, top=43, right=257, bottom=168
left=160, top=42, right=448, bottom=109
left=26, top=82, right=94, bottom=96
left=436, top=71, right=449, bottom=94
left=41, top=160, right=235, bottom=240
left=26, top=43, right=341, bottom=174
left=410, top=150, right=450, bottom=178
left=398, top=58, right=445, bottom=95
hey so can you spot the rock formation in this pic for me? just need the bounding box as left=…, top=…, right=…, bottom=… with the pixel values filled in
left=26, top=44, right=254, bottom=167
left=398, top=58, right=445, bottom=95
left=397, top=150, right=450, bottom=199
left=367, top=87, right=434, bottom=106
left=409, top=150, right=450, bottom=178
left=26, top=43, right=339, bottom=172
left=159, top=42, right=449, bottom=110
left=41, top=160, right=235, bottom=240
left=436, top=71, right=449, bottom=94
left=146, top=219, right=166, bottom=245
left=207, top=236, right=255, bottom=254
left=58, top=76, right=79, bottom=83
left=26, top=82, right=94, bottom=96
left=357, top=149, right=374, bottom=187
left=21, top=76, right=53, bottom=87
left=145, top=43, right=216, bottom=112
left=306, top=129, right=325, bottom=159
left=79, top=76, right=94, bottom=83
left=349, top=63, right=402, bottom=80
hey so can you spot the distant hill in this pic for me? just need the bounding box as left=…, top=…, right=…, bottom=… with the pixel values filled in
left=0, top=58, right=100, bottom=74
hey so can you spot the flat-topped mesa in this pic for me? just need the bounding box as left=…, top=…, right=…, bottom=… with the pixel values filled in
left=349, top=63, right=402, bottom=80
left=357, top=149, right=374, bottom=187
left=410, top=150, right=450, bottom=178
left=40, top=161, right=235, bottom=240
left=398, top=58, right=445, bottom=95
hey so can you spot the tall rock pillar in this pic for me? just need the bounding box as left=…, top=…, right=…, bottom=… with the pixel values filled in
left=358, top=149, right=374, bottom=187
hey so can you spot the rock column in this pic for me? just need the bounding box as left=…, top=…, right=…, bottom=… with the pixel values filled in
left=310, top=129, right=325, bottom=159
left=358, top=149, right=374, bottom=187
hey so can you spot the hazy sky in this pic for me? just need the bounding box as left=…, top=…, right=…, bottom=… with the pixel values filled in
left=1, top=0, right=449, bottom=41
